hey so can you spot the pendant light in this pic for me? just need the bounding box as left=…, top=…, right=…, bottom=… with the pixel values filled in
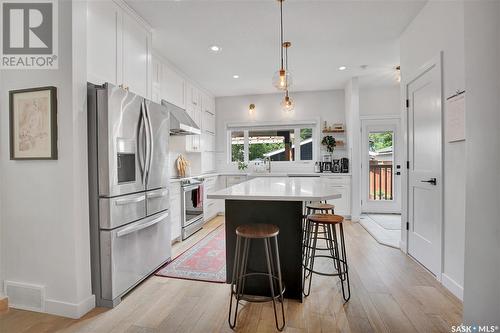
left=272, top=0, right=293, bottom=91
left=281, top=41, right=294, bottom=111
left=281, top=90, right=295, bottom=112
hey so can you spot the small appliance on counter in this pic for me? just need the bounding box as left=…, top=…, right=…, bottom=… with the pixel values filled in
left=332, top=159, right=341, bottom=173
left=341, top=158, right=349, bottom=173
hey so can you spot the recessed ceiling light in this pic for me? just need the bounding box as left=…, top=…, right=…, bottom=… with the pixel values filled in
left=232, top=75, right=240, bottom=79
left=210, top=45, right=221, bottom=52
left=338, top=66, right=347, bottom=71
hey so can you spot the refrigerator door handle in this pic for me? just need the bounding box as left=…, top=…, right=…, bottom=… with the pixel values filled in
left=145, top=102, right=154, bottom=184
left=142, top=100, right=151, bottom=185
left=138, top=107, right=146, bottom=184
left=116, top=211, right=169, bottom=237
left=114, top=195, right=146, bottom=206
left=147, top=189, right=169, bottom=199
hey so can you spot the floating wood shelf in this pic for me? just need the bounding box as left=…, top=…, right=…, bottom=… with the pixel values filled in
left=322, top=130, right=346, bottom=134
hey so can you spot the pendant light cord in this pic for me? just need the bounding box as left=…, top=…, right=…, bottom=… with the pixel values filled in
left=280, top=0, right=284, bottom=70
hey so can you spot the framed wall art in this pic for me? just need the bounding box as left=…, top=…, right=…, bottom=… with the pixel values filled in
left=9, top=86, right=58, bottom=160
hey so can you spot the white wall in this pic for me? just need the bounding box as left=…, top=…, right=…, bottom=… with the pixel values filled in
left=214, top=90, right=345, bottom=173
left=345, top=78, right=361, bottom=221
left=400, top=1, right=466, bottom=300
left=359, top=86, right=401, bottom=117
left=0, top=1, right=94, bottom=318
left=463, top=1, right=500, bottom=323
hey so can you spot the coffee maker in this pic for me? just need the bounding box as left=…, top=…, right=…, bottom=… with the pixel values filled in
left=341, top=158, right=349, bottom=173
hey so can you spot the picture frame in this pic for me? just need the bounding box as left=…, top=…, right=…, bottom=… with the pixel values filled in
left=9, top=86, right=58, bottom=160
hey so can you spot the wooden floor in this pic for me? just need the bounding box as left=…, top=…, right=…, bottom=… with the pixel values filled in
left=0, top=216, right=463, bottom=333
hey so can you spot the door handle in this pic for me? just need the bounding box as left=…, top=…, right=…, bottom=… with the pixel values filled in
left=117, top=211, right=169, bottom=237
left=115, top=195, right=146, bottom=206
left=144, top=101, right=154, bottom=183
left=421, top=178, right=437, bottom=185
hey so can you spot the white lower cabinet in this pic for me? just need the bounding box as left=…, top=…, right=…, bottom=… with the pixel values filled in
left=169, top=181, right=182, bottom=242
left=203, top=176, right=220, bottom=222
left=323, top=176, right=351, bottom=217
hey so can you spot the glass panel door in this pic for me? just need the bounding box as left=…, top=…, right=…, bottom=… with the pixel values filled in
left=368, top=131, right=394, bottom=201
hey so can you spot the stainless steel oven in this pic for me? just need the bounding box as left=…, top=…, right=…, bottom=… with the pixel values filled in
left=181, top=177, right=204, bottom=240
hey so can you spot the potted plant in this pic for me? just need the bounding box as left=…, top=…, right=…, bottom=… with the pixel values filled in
left=321, top=135, right=336, bottom=153
left=237, top=161, right=248, bottom=172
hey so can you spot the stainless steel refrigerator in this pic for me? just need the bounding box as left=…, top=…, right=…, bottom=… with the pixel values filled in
left=87, top=83, right=171, bottom=307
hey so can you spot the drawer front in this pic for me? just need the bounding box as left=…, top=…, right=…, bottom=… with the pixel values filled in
left=99, top=192, right=146, bottom=229
left=147, top=188, right=169, bottom=216
left=205, top=176, right=217, bottom=190
left=204, top=200, right=218, bottom=221
left=169, top=182, right=181, bottom=196
left=322, top=176, right=350, bottom=185
left=100, top=211, right=171, bottom=300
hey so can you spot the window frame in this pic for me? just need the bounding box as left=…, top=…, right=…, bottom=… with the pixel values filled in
left=226, top=120, right=319, bottom=164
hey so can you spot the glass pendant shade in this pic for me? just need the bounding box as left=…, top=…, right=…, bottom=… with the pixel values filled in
left=272, top=69, right=293, bottom=91
left=281, top=94, right=295, bottom=112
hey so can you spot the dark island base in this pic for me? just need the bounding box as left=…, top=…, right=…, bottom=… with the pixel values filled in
left=225, top=199, right=304, bottom=301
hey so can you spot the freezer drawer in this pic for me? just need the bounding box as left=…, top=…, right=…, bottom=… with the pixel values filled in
left=146, top=188, right=169, bottom=216
left=99, top=211, right=171, bottom=301
left=99, top=192, right=146, bottom=229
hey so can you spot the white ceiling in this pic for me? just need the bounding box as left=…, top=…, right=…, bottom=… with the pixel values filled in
left=127, top=0, right=425, bottom=97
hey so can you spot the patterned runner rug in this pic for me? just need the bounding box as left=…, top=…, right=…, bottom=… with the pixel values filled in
left=155, top=226, right=226, bottom=283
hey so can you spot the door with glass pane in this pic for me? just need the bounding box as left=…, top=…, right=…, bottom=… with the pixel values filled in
left=361, top=119, right=401, bottom=213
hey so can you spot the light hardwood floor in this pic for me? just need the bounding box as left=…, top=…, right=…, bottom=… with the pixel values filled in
left=0, top=216, right=463, bottom=333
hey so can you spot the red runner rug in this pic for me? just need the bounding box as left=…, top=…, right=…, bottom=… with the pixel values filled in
left=155, top=226, right=226, bottom=283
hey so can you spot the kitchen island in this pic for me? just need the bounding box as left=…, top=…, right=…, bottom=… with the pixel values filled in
left=207, top=177, right=342, bottom=301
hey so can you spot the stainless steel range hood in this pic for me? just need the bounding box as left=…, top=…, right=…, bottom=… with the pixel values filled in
left=161, top=100, right=201, bottom=135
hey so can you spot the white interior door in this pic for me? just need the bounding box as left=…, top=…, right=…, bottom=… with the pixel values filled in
left=406, top=57, right=443, bottom=276
left=362, top=119, right=401, bottom=213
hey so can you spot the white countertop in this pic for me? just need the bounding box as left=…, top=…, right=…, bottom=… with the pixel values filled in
left=207, top=177, right=342, bottom=201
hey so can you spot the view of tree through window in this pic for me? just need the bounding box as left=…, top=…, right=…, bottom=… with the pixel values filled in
left=249, top=129, right=295, bottom=161
left=369, top=131, right=393, bottom=152
left=231, top=131, right=244, bottom=162
left=229, top=126, right=315, bottom=162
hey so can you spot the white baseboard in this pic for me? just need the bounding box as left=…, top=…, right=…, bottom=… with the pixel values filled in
left=45, top=294, right=95, bottom=319
left=351, top=215, right=360, bottom=222
left=441, top=273, right=463, bottom=301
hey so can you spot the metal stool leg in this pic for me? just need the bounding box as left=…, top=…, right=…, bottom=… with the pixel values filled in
left=264, top=237, right=285, bottom=331
left=338, top=223, right=351, bottom=302
left=303, top=222, right=319, bottom=297
left=228, top=235, right=241, bottom=328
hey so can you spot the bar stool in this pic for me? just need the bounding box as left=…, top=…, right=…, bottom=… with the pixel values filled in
left=302, top=202, right=335, bottom=265
left=302, top=214, right=351, bottom=302
left=228, top=224, right=285, bottom=331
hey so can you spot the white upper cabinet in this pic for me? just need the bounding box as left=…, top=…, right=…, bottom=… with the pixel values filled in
left=161, top=64, right=186, bottom=109
left=151, top=57, right=162, bottom=103
left=87, top=0, right=122, bottom=86
left=87, top=0, right=151, bottom=98
left=122, top=13, right=150, bottom=98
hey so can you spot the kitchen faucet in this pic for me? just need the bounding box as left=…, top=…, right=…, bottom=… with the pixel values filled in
left=264, top=156, right=272, bottom=173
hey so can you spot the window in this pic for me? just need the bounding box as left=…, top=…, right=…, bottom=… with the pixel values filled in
left=230, top=131, right=244, bottom=162
left=228, top=122, right=316, bottom=163
left=248, top=129, right=295, bottom=161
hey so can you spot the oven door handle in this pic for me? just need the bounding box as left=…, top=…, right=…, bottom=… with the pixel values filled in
left=117, top=212, right=169, bottom=237
left=182, top=184, right=201, bottom=191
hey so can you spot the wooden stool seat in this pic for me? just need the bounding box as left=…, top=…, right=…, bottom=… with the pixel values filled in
left=306, top=202, right=335, bottom=211
left=236, top=224, right=280, bottom=239
left=308, top=214, right=344, bottom=225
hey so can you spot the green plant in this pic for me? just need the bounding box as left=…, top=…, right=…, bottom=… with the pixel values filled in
left=237, top=161, right=248, bottom=171
left=321, top=135, right=336, bottom=153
